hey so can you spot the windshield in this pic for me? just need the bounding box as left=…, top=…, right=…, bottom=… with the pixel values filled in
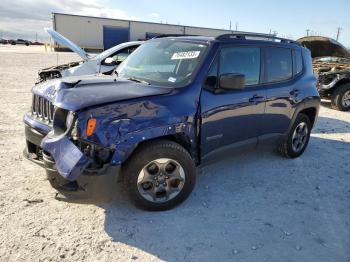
left=116, top=39, right=208, bottom=87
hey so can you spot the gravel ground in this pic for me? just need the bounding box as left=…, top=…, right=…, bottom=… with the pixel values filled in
left=0, top=45, right=349, bottom=262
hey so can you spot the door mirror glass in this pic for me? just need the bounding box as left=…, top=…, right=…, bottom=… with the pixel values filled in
left=219, top=73, right=245, bottom=90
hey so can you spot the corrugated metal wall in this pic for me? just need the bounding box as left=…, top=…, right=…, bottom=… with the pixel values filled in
left=53, top=13, right=233, bottom=51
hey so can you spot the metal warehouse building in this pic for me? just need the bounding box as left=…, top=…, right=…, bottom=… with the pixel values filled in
left=52, top=13, right=233, bottom=51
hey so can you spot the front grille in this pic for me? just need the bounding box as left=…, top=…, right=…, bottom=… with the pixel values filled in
left=31, top=95, right=54, bottom=123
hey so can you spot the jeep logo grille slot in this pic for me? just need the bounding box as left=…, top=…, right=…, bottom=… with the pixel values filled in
left=32, top=95, right=54, bottom=124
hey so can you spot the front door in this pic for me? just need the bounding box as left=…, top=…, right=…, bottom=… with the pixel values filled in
left=200, top=45, right=266, bottom=156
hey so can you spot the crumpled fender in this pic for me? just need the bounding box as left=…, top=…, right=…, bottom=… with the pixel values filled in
left=76, top=90, right=199, bottom=166
left=41, top=134, right=91, bottom=181
left=110, top=121, right=196, bottom=165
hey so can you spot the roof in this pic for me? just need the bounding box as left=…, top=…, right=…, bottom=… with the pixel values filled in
left=153, top=33, right=300, bottom=47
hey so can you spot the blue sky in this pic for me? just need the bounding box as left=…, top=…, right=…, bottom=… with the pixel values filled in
left=0, top=0, right=349, bottom=46
left=106, top=0, right=350, bottom=45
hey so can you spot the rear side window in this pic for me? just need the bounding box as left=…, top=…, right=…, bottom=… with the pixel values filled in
left=220, top=47, right=261, bottom=86
left=295, top=49, right=303, bottom=75
left=265, top=47, right=293, bottom=83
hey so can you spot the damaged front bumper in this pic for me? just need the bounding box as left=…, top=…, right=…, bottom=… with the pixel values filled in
left=41, top=134, right=92, bottom=181
left=24, top=114, right=115, bottom=181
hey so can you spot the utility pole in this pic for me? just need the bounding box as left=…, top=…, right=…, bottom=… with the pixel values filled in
left=235, top=22, right=238, bottom=31
left=336, top=27, right=342, bottom=41
left=229, top=21, right=232, bottom=30
left=306, top=29, right=310, bottom=36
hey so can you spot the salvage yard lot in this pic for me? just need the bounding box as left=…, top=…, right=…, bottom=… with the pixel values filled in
left=0, top=45, right=349, bottom=262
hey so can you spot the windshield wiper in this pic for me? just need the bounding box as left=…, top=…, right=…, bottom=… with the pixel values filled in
left=126, top=77, right=150, bottom=85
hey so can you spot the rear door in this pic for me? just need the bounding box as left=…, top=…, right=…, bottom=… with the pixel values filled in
left=262, top=47, right=302, bottom=136
left=200, top=45, right=266, bottom=156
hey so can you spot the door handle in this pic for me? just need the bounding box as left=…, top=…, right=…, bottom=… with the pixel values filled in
left=249, top=94, right=264, bottom=102
left=290, top=89, right=300, bottom=96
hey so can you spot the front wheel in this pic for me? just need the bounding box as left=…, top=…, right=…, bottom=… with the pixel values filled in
left=278, top=113, right=311, bottom=158
left=331, top=84, right=350, bottom=111
left=123, top=140, right=196, bottom=211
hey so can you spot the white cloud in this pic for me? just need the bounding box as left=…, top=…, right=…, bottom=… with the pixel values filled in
left=149, top=13, right=160, bottom=18
left=0, top=0, right=138, bottom=40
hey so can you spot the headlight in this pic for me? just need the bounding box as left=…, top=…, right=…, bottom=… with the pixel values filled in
left=53, top=108, right=75, bottom=136
left=65, top=111, right=75, bottom=129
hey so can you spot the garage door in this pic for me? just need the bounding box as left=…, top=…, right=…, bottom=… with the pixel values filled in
left=103, top=26, right=129, bottom=50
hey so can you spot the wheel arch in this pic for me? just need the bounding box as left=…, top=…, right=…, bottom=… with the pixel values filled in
left=113, top=126, right=198, bottom=169
left=299, top=107, right=317, bottom=127
left=333, top=77, right=350, bottom=90
left=288, top=99, right=319, bottom=135
left=134, top=133, right=193, bottom=158
left=118, top=132, right=196, bottom=182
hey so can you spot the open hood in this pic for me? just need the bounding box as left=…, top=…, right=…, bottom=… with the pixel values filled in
left=45, top=28, right=89, bottom=60
left=297, top=36, right=350, bottom=60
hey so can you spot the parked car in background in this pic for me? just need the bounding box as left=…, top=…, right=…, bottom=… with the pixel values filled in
left=31, top=41, right=44, bottom=46
left=9, top=39, right=31, bottom=46
left=298, top=36, right=350, bottom=111
left=24, top=33, right=319, bottom=210
left=37, top=29, right=143, bottom=83
left=0, top=38, right=8, bottom=44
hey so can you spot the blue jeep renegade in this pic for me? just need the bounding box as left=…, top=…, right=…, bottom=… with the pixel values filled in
left=24, top=33, right=320, bottom=210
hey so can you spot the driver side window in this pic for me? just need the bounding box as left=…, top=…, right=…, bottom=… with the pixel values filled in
left=220, top=47, right=261, bottom=86
left=205, top=46, right=261, bottom=89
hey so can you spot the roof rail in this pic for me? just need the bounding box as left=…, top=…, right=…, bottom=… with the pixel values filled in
left=152, top=34, right=197, bottom=39
left=215, top=32, right=299, bottom=45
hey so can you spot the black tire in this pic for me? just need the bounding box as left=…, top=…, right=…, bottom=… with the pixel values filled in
left=331, top=83, right=350, bottom=111
left=122, top=140, right=196, bottom=211
left=278, top=113, right=311, bottom=158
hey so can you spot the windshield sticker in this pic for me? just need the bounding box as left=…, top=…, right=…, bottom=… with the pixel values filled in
left=171, top=51, right=200, bottom=60
left=168, top=77, right=177, bottom=83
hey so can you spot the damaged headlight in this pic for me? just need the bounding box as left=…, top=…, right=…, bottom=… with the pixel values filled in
left=53, top=108, right=75, bottom=136
left=66, top=111, right=75, bottom=130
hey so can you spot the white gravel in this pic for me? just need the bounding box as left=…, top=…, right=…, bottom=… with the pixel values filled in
left=0, top=45, right=349, bottom=262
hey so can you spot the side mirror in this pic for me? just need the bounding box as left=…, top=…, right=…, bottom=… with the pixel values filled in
left=219, top=73, right=245, bottom=90
left=103, top=57, right=117, bottom=66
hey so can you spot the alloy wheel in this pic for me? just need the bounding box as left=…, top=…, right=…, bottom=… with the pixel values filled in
left=291, top=122, right=309, bottom=152
left=137, top=158, right=185, bottom=203
left=341, top=90, right=350, bottom=108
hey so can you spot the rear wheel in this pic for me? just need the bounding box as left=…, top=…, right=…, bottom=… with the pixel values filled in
left=331, top=83, right=350, bottom=111
left=123, top=140, right=196, bottom=211
left=278, top=113, right=311, bottom=158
